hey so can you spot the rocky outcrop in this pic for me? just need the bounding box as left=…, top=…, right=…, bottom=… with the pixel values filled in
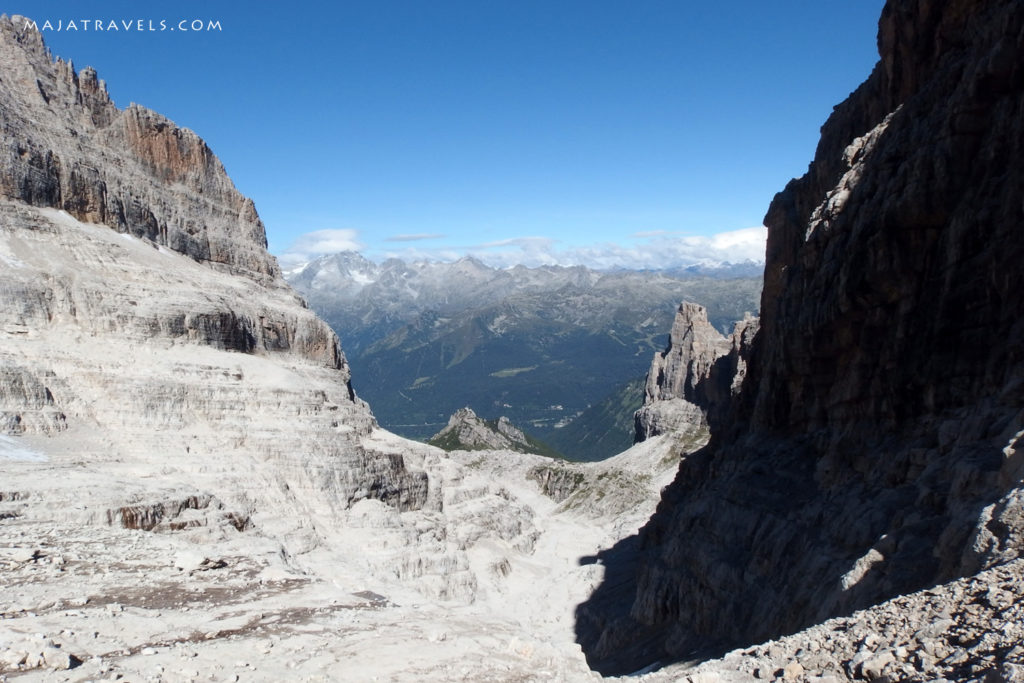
left=527, top=464, right=587, bottom=503
left=642, top=303, right=731, bottom=409
left=580, top=0, right=1024, bottom=674
left=634, top=303, right=758, bottom=442
left=0, top=17, right=430, bottom=549
left=428, top=407, right=551, bottom=456
left=0, top=364, right=67, bottom=434
left=106, top=494, right=251, bottom=533
left=0, top=15, right=278, bottom=283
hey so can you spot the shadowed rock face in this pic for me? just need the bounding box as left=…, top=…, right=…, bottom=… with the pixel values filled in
left=579, top=0, right=1024, bottom=673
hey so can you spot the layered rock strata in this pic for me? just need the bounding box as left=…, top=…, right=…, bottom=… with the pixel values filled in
left=581, top=0, right=1024, bottom=674
left=0, top=15, right=429, bottom=546
left=0, top=16, right=277, bottom=282
left=634, top=302, right=758, bottom=442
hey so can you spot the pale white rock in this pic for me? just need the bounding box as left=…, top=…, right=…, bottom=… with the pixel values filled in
left=635, top=302, right=755, bottom=442
left=0, top=547, right=37, bottom=562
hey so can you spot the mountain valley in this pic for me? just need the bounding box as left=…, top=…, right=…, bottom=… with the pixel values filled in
left=1, top=1, right=1023, bottom=681
left=287, top=252, right=761, bottom=458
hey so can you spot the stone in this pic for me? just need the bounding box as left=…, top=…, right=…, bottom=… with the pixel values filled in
left=0, top=547, right=37, bottom=562
left=687, top=673, right=722, bottom=683
left=782, top=661, right=805, bottom=680
left=41, top=646, right=76, bottom=670
left=172, top=551, right=208, bottom=572
left=987, top=663, right=1024, bottom=683
left=858, top=652, right=895, bottom=680
left=580, top=0, right=1024, bottom=670
left=846, top=649, right=873, bottom=678
left=0, top=649, right=28, bottom=668
left=428, top=407, right=544, bottom=455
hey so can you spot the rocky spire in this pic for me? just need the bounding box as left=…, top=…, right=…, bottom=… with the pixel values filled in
left=634, top=302, right=757, bottom=442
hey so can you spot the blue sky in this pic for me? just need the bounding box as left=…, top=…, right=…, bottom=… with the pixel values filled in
left=14, top=1, right=885, bottom=269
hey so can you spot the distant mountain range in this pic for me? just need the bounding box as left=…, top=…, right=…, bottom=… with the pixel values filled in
left=286, top=252, right=762, bottom=459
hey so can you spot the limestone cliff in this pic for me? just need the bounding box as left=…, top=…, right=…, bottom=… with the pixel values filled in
left=0, top=15, right=429, bottom=545
left=633, top=302, right=757, bottom=443
left=580, top=0, right=1024, bottom=673
left=0, top=16, right=277, bottom=283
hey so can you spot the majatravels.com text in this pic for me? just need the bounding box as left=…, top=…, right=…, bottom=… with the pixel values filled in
left=24, top=19, right=222, bottom=32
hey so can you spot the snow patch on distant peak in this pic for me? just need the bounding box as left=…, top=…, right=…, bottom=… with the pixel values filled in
left=281, top=261, right=310, bottom=278
left=351, top=270, right=376, bottom=286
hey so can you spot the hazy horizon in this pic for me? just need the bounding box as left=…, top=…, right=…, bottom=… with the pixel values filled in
left=15, top=1, right=883, bottom=269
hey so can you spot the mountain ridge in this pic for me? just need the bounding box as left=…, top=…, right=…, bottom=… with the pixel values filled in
left=0, top=15, right=280, bottom=284
left=287, top=251, right=762, bottom=454
left=0, top=12, right=433, bottom=537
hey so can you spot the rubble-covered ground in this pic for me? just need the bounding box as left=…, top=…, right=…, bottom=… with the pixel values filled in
left=644, top=559, right=1024, bottom=683
left=0, top=431, right=683, bottom=682
left=3, top=430, right=1023, bottom=682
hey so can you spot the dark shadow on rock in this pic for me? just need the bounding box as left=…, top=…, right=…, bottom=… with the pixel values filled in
left=574, top=418, right=1022, bottom=674
left=575, top=0, right=1024, bottom=673
left=574, top=532, right=663, bottom=676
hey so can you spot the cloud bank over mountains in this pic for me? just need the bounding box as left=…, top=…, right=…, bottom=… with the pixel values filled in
left=279, top=229, right=363, bottom=268
left=278, top=226, right=767, bottom=271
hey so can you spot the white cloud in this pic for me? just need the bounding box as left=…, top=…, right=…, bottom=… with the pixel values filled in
left=709, top=226, right=767, bottom=253
left=278, top=229, right=362, bottom=268
left=385, top=233, right=446, bottom=242
left=378, top=227, right=767, bottom=270
left=474, top=237, right=560, bottom=266
left=276, top=226, right=767, bottom=271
